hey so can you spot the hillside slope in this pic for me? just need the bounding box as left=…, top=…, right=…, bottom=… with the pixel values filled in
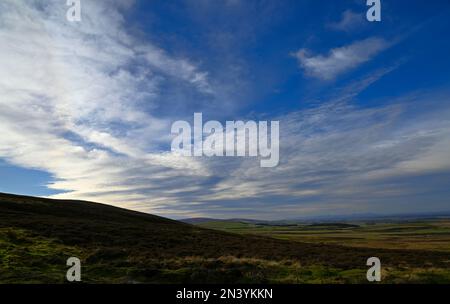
left=1, top=193, right=449, bottom=283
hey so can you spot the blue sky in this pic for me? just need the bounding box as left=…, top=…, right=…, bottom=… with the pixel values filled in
left=0, top=0, right=450, bottom=219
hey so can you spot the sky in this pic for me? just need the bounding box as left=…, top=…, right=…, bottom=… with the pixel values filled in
left=0, top=0, right=450, bottom=220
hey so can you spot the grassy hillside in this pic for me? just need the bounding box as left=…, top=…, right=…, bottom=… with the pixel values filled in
left=1, top=193, right=449, bottom=283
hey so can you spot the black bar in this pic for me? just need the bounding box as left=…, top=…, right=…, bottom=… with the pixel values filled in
left=0, top=284, right=447, bottom=303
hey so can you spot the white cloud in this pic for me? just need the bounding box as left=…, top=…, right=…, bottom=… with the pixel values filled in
left=189, top=93, right=450, bottom=218
left=327, top=10, right=365, bottom=32
left=138, top=44, right=213, bottom=94
left=1, top=1, right=449, bottom=219
left=0, top=0, right=211, bottom=214
left=294, top=38, right=390, bottom=80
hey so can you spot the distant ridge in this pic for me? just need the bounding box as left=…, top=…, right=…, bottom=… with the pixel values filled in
left=181, top=212, right=450, bottom=225
left=180, top=217, right=266, bottom=224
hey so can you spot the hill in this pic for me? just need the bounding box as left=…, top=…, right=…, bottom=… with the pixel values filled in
left=1, top=193, right=449, bottom=283
left=180, top=217, right=265, bottom=225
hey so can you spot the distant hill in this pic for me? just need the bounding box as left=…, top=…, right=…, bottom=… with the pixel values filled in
left=182, top=211, right=450, bottom=226
left=179, top=217, right=221, bottom=224
left=1, top=192, right=449, bottom=283
left=180, top=217, right=265, bottom=225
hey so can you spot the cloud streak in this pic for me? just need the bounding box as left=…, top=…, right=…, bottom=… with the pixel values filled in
left=172, top=90, right=450, bottom=219
left=0, top=1, right=449, bottom=220
left=294, top=38, right=390, bottom=80
left=0, top=0, right=211, bottom=214
left=327, top=10, right=365, bottom=32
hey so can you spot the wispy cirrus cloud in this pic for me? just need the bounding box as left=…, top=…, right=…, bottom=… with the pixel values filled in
left=0, top=0, right=211, bottom=214
left=294, top=37, right=390, bottom=80
left=166, top=89, right=450, bottom=219
left=1, top=0, right=450, bottom=220
left=327, top=10, right=366, bottom=32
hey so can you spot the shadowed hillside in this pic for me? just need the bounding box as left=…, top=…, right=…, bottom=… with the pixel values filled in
left=0, top=193, right=449, bottom=283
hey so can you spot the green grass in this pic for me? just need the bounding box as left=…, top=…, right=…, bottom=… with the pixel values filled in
left=2, top=228, right=449, bottom=284
left=1, top=193, right=449, bottom=284
left=0, top=228, right=83, bottom=283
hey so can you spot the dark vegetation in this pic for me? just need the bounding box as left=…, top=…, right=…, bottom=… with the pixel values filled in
left=1, top=193, right=449, bottom=283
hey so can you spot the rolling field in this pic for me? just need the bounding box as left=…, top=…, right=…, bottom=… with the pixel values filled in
left=197, top=219, right=450, bottom=252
